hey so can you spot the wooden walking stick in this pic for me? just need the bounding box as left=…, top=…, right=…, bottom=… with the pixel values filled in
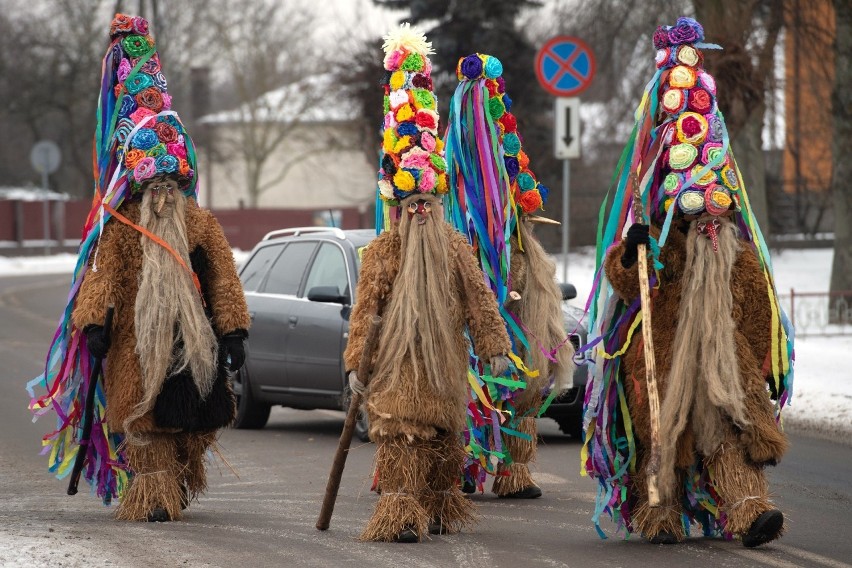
left=630, top=175, right=662, bottom=507
left=316, top=314, right=382, bottom=530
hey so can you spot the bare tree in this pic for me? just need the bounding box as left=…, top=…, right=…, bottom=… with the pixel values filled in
left=830, top=0, right=852, bottom=308
left=202, top=0, right=338, bottom=207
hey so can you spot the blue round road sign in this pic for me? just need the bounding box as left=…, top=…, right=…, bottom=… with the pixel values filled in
left=535, top=36, right=596, bottom=97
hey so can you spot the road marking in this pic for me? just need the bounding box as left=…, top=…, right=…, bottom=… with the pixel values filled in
left=773, top=543, right=852, bottom=568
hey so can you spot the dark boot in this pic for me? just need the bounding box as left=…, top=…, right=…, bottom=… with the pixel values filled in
left=429, top=518, right=449, bottom=535
left=501, top=485, right=542, bottom=499
left=392, top=526, right=420, bottom=543
left=742, top=509, right=784, bottom=548
left=146, top=507, right=171, bottom=522
left=647, top=531, right=679, bottom=545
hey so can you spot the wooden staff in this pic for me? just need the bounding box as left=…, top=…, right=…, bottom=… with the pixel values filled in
left=316, top=314, right=382, bottom=530
left=630, top=175, right=662, bottom=507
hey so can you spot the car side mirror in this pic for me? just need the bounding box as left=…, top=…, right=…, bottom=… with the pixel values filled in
left=307, top=286, right=347, bottom=304
left=559, top=282, right=577, bottom=301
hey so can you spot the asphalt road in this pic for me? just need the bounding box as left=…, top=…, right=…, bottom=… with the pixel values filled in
left=1, top=274, right=850, bottom=568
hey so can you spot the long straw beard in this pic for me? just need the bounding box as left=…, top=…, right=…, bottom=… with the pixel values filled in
left=125, top=190, right=218, bottom=435
left=516, top=221, right=575, bottom=392
left=656, top=217, right=749, bottom=500
left=373, top=211, right=462, bottom=395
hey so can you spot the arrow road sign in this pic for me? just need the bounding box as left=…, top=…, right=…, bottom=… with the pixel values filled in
left=554, top=97, right=580, bottom=160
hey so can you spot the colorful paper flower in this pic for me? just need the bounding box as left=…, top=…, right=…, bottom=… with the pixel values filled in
left=517, top=171, right=536, bottom=191
left=668, top=17, right=703, bottom=45
left=676, top=112, right=708, bottom=144
left=663, top=172, right=684, bottom=196
left=136, top=86, right=164, bottom=112
left=504, top=156, right=520, bottom=181
left=669, top=143, right=698, bottom=171
left=411, top=73, right=432, bottom=89
left=412, top=89, right=435, bottom=110
left=124, top=148, right=145, bottom=169
left=489, top=96, right=506, bottom=119
left=669, top=65, right=697, bottom=88
left=130, top=128, right=159, bottom=150
left=662, top=88, right=686, bottom=114
left=400, top=52, right=424, bottom=72
left=653, top=26, right=671, bottom=49
left=393, top=169, right=416, bottom=191
left=415, top=109, right=438, bottom=131
left=153, top=121, right=178, bottom=144
left=140, top=54, right=161, bottom=75
left=705, top=185, right=732, bottom=215
left=690, top=164, right=717, bottom=188
left=125, top=72, right=154, bottom=95
left=420, top=131, right=436, bottom=152
left=503, top=133, right=521, bottom=156
left=110, top=14, right=134, bottom=36
left=701, top=143, right=727, bottom=170
left=459, top=54, right=483, bottom=80
left=687, top=88, right=712, bottom=113
left=519, top=189, right=542, bottom=213
left=151, top=72, right=168, bottom=90
left=166, top=142, right=187, bottom=160
left=117, top=58, right=132, bottom=82
left=429, top=153, right=447, bottom=173
left=133, top=156, right=157, bottom=182
left=378, top=179, right=395, bottom=200
left=499, top=113, right=517, bottom=133
left=676, top=45, right=700, bottom=67
left=118, top=94, right=137, bottom=118
left=484, top=56, right=503, bottom=79
left=122, top=35, right=153, bottom=58
left=418, top=167, right=436, bottom=192
left=678, top=190, right=705, bottom=214
left=130, top=107, right=156, bottom=125
left=155, top=154, right=179, bottom=174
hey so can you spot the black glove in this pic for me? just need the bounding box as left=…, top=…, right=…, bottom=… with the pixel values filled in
left=222, top=333, right=246, bottom=371
left=84, top=324, right=110, bottom=359
left=620, top=223, right=650, bottom=268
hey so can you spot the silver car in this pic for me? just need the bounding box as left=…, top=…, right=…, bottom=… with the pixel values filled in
left=233, top=227, right=587, bottom=441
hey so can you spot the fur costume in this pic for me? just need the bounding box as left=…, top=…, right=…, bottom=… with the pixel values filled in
left=492, top=221, right=575, bottom=497
left=27, top=14, right=249, bottom=520
left=345, top=218, right=510, bottom=541
left=71, top=197, right=249, bottom=521
left=581, top=17, right=794, bottom=547
left=604, top=220, right=787, bottom=540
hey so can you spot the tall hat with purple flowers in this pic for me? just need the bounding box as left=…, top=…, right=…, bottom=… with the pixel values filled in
left=375, top=24, right=448, bottom=232
left=580, top=16, right=794, bottom=538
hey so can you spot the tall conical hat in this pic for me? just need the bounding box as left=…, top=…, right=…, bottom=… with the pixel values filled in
left=375, top=24, right=448, bottom=232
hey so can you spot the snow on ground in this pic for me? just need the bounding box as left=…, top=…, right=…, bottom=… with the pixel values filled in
left=1, top=245, right=848, bottom=443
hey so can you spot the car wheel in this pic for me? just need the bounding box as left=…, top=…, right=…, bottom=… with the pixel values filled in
left=231, top=367, right=271, bottom=429
left=343, top=386, right=371, bottom=443
left=554, top=415, right=583, bottom=440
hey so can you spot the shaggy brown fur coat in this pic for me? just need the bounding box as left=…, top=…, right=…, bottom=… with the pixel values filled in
left=345, top=224, right=511, bottom=439
left=72, top=199, right=251, bottom=434
left=604, top=224, right=788, bottom=537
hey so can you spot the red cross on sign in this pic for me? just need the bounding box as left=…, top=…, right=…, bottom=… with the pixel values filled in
left=535, top=36, right=596, bottom=97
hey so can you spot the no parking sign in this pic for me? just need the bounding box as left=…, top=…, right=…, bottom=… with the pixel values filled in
left=535, top=36, right=596, bottom=97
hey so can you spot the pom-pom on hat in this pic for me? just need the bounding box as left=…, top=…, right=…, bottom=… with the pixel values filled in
left=99, top=13, right=197, bottom=199
left=377, top=24, right=447, bottom=206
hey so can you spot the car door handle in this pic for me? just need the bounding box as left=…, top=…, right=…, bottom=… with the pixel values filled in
left=288, top=315, right=298, bottom=326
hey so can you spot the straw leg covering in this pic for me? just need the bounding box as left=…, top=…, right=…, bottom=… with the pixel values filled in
left=117, top=434, right=184, bottom=521
left=360, top=435, right=431, bottom=542
left=492, top=417, right=538, bottom=496
left=422, top=431, right=476, bottom=534
left=706, top=435, right=780, bottom=537
left=630, top=451, right=685, bottom=541
left=177, top=431, right=217, bottom=500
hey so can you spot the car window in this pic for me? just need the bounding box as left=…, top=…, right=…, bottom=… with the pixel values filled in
left=262, top=241, right=317, bottom=295
left=240, top=244, right=283, bottom=292
left=303, top=242, right=348, bottom=298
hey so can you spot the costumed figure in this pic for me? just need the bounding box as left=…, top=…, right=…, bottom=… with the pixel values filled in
left=27, top=14, right=250, bottom=522
left=581, top=17, right=794, bottom=547
left=345, top=25, right=511, bottom=543
left=444, top=53, right=575, bottom=499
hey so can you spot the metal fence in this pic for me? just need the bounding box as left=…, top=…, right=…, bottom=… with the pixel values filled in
left=778, top=290, right=852, bottom=337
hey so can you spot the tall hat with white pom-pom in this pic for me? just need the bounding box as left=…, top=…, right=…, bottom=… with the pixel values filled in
left=375, top=24, right=448, bottom=233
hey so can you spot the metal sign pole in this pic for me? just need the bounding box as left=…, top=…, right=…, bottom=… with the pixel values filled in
left=562, top=158, right=569, bottom=283
left=41, top=162, right=50, bottom=255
